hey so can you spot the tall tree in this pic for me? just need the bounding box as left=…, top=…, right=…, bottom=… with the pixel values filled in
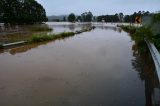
left=118, top=13, right=124, bottom=22
left=97, top=14, right=119, bottom=22
left=0, top=0, right=47, bottom=24
left=86, top=11, right=93, bottom=22
left=76, top=16, right=82, bottom=22
left=0, top=0, right=4, bottom=22
left=68, top=13, right=75, bottom=22
left=81, top=12, right=93, bottom=22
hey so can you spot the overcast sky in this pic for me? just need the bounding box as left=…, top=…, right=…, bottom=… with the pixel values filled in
left=36, top=0, right=160, bottom=16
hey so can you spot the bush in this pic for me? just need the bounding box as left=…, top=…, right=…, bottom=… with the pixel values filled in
left=58, top=32, right=75, bottom=37
left=120, top=25, right=136, bottom=34
left=133, top=27, right=152, bottom=41
left=27, top=27, right=93, bottom=43
left=30, top=35, right=54, bottom=42
left=122, top=12, right=160, bottom=51
left=29, top=32, right=75, bottom=43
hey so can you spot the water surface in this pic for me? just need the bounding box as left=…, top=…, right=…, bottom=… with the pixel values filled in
left=0, top=22, right=159, bottom=106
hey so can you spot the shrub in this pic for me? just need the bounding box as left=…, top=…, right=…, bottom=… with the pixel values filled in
left=30, top=35, right=54, bottom=42
left=120, top=25, right=136, bottom=34
left=27, top=27, right=93, bottom=43
left=29, top=32, right=75, bottom=43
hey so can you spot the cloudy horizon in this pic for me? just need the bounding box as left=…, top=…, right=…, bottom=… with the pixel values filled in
left=36, top=0, right=160, bottom=16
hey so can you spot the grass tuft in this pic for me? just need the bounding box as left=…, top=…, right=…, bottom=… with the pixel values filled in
left=29, top=35, right=54, bottom=42
left=29, top=32, right=75, bottom=43
left=119, top=25, right=136, bottom=34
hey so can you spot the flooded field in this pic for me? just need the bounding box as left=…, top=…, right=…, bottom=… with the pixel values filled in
left=0, top=22, right=159, bottom=106
left=0, top=22, right=92, bottom=44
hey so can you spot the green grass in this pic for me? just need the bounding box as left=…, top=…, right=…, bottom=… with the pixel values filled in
left=120, top=25, right=136, bottom=34
left=121, top=25, right=160, bottom=51
left=28, top=27, right=97, bottom=43
left=29, top=35, right=54, bottom=42
left=133, top=26, right=160, bottom=50
left=29, top=32, right=75, bottom=43
left=57, top=32, right=75, bottom=37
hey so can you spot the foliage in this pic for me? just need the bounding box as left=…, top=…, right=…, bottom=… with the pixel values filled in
left=76, top=16, right=82, bottom=22
left=68, top=13, right=76, bottom=22
left=133, top=27, right=152, bottom=41
left=123, top=12, right=160, bottom=50
left=118, top=13, right=124, bottom=22
left=123, top=11, right=151, bottom=23
left=81, top=12, right=93, bottom=22
left=119, top=25, right=136, bottom=34
left=29, top=32, right=75, bottom=43
left=0, top=0, right=47, bottom=24
left=68, top=11, right=93, bottom=22
left=97, top=14, right=119, bottom=22
left=28, top=27, right=95, bottom=43
left=30, top=35, right=54, bottom=42
left=130, top=27, right=150, bottom=54
left=152, top=13, right=160, bottom=23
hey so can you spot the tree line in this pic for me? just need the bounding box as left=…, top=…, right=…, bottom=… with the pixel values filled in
left=96, top=13, right=121, bottom=22
left=97, top=11, right=151, bottom=23
left=123, top=11, right=151, bottom=23
left=66, top=11, right=152, bottom=23
left=67, top=12, right=93, bottom=22
left=0, top=0, right=47, bottom=24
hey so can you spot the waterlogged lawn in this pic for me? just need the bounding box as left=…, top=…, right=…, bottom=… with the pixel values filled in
left=0, top=22, right=92, bottom=44
left=0, top=24, right=53, bottom=44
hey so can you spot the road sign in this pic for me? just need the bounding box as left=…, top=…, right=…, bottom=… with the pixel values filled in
left=135, top=16, right=141, bottom=24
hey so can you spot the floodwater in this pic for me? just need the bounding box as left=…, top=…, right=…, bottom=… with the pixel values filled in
left=0, top=22, right=90, bottom=44
left=47, top=22, right=92, bottom=34
left=0, top=22, right=159, bottom=106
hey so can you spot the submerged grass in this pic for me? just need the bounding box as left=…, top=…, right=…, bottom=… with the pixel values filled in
left=28, top=27, right=96, bottom=43
left=0, top=26, right=95, bottom=49
left=29, top=35, right=54, bottom=42
left=29, top=32, right=75, bottom=43
left=57, top=32, right=75, bottom=37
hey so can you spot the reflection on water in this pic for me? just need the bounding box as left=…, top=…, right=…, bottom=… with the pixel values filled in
left=0, top=22, right=121, bottom=44
left=0, top=22, right=93, bottom=44
left=0, top=23, right=159, bottom=106
left=2, top=42, right=49, bottom=55
left=47, top=22, right=92, bottom=34
left=0, top=23, right=121, bottom=55
left=95, top=25, right=122, bottom=33
left=0, top=24, right=51, bottom=44
left=132, top=39, right=160, bottom=106
left=0, top=36, right=74, bottom=55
